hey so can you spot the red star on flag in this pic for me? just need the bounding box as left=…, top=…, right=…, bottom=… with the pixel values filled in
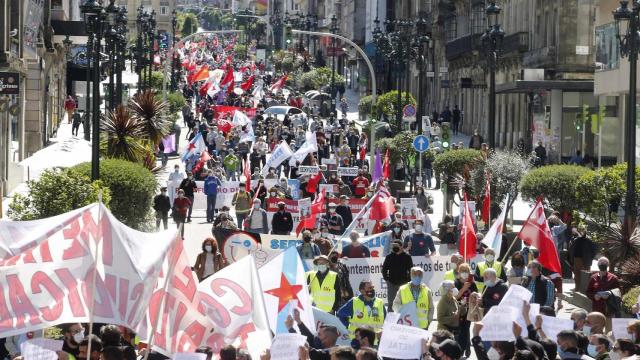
left=265, top=273, right=304, bottom=312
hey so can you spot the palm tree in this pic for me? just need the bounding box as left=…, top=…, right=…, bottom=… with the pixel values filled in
left=128, top=90, right=172, bottom=146
left=101, top=105, right=146, bottom=162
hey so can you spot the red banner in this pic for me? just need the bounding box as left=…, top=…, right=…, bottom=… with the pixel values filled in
left=213, top=106, right=256, bottom=120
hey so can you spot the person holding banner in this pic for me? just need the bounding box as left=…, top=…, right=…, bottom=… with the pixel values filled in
left=393, top=266, right=434, bottom=330
left=337, top=281, right=386, bottom=338
left=306, top=255, right=343, bottom=313
left=193, top=238, right=225, bottom=281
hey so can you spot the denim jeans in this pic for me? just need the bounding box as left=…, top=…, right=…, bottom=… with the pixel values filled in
left=206, top=194, right=217, bottom=221
left=237, top=213, right=247, bottom=229
left=187, top=196, right=194, bottom=220
left=226, top=169, right=237, bottom=181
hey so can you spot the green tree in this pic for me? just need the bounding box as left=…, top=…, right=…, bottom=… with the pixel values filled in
left=433, top=149, right=484, bottom=187
left=8, top=169, right=111, bottom=220
left=520, top=164, right=591, bottom=213
left=471, top=150, right=531, bottom=212
left=69, top=159, right=157, bottom=229
left=376, top=91, right=416, bottom=128
left=181, top=14, right=198, bottom=37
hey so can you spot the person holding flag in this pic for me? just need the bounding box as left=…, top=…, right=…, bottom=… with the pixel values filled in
left=306, top=255, right=342, bottom=313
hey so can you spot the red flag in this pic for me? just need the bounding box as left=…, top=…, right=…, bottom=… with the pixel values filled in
left=460, top=193, right=477, bottom=260
left=382, top=149, right=390, bottom=180
left=296, top=191, right=326, bottom=235
left=305, top=171, right=323, bottom=194
left=190, top=65, right=209, bottom=84
left=199, top=81, right=212, bottom=97
left=217, top=119, right=232, bottom=133
left=369, top=187, right=395, bottom=221
left=482, top=176, right=491, bottom=224
left=244, top=159, right=251, bottom=193
left=517, top=200, right=562, bottom=273
left=371, top=220, right=385, bottom=235
left=220, top=66, right=235, bottom=87
left=192, top=151, right=212, bottom=173
left=240, top=75, right=255, bottom=91
left=269, top=74, right=288, bottom=92
left=359, top=143, right=367, bottom=161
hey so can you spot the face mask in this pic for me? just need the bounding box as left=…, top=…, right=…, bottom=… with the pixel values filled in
left=253, top=204, right=260, bottom=209
left=270, top=192, right=276, bottom=196
left=450, top=287, right=459, bottom=297
left=415, top=224, right=423, bottom=232
left=330, top=209, right=336, bottom=214
left=188, top=176, right=193, bottom=180
left=598, top=264, right=608, bottom=272
left=392, top=245, right=401, bottom=253
left=174, top=169, right=179, bottom=173
left=526, top=268, right=532, bottom=277
left=350, top=339, right=360, bottom=350
left=73, top=332, right=85, bottom=345
left=609, top=351, right=621, bottom=360
left=205, top=245, right=213, bottom=252
left=487, top=347, right=501, bottom=360
left=411, top=276, right=422, bottom=286
left=316, top=264, right=328, bottom=273
left=583, top=325, right=591, bottom=336
left=587, top=344, right=598, bottom=357
left=557, top=346, right=568, bottom=359
left=393, top=228, right=401, bottom=234
left=460, top=272, right=469, bottom=279
left=303, top=236, right=311, bottom=242
left=278, top=206, right=285, bottom=211
left=485, top=255, right=495, bottom=262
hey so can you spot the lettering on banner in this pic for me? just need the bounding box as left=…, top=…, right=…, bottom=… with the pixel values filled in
left=297, top=166, right=320, bottom=176
left=337, top=167, right=359, bottom=177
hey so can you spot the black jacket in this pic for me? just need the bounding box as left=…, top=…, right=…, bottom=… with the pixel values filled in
left=482, top=279, right=509, bottom=311
left=178, top=178, right=198, bottom=197
left=335, top=205, right=353, bottom=228
left=382, top=251, right=413, bottom=285
left=271, top=210, right=294, bottom=234
left=153, top=194, right=171, bottom=213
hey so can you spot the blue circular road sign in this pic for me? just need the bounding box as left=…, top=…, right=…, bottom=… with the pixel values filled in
left=413, top=135, right=430, bottom=152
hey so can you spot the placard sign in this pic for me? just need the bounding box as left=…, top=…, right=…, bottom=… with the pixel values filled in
left=337, top=167, right=359, bottom=177
left=0, top=72, right=20, bottom=95
left=298, top=165, right=320, bottom=175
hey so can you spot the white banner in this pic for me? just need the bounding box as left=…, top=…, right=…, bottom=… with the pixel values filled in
left=262, top=141, right=293, bottom=175
left=337, top=167, right=359, bottom=177
left=297, top=166, right=320, bottom=176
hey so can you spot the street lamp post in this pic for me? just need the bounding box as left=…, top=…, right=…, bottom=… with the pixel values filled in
left=481, top=2, right=504, bottom=149
left=330, top=14, right=338, bottom=112
left=135, top=6, right=145, bottom=92
left=106, top=0, right=118, bottom=111
left=614, top=0, right=640, bottom=231
left=414, top=15, right=430, bottom=134
left=147, top=11, right=156, bottom=91
left=81, top=0, right=103, bottom=181
left=84, top=18, right=94, bottom=142
left=115, top=7, right=127, bottom=105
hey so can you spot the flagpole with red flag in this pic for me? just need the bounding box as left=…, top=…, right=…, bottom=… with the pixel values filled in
left=460, top=192, right=477, bottom=260
left=515, top=199, right=562, bottom=273
left=482, top=174, right=491, bottom=225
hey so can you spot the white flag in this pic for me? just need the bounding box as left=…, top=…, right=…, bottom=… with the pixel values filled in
left=262, top=141, right=293, bottom=175
left=289, top=132, right=318, bottom=166
left=233, top=110, right=251, bottom=127
left=482, top=194, right=509, bottom=256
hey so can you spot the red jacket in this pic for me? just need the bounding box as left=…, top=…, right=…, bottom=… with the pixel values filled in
left=172, top=197, right=192, bottom=217
left=352, top=176, right=369, bottom=196
left=586, top=272, right=619, bottom=314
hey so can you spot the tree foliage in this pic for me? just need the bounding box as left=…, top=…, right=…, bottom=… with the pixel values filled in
left=101, top=105, right=147, bottom=162
left=375, top=131, right=419, bottom=180
left=295, top=67, right=345, bottom=91
left=8, top=169, right=111, bottom=221
left=69, top=159, right=157, bottom=229
left=471, top=150, right=531, bottom=211
left=129, top=91, right=171, bottom=146
left=376, top=91, right=416, bottom=119
left=181, top=13, right=198, bottom=37
left=433, top=149, right=484, bottom=186
left=520, top=164, right=591, bottom=213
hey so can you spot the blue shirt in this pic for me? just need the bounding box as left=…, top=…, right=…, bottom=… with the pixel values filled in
left=204, top=176, right=221, bottom=195
left=336, top=295, right=387, bottom=327
left=403, top=232, right=436, bottom=256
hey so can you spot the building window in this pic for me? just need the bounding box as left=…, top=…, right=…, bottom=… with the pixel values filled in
left=595, top=23, right=619, bottom=71
left=160, top=6, right=168, bottom=15
left=471, top=5, right=484, bottom=34
left=444, top=16, right=457, bottom=41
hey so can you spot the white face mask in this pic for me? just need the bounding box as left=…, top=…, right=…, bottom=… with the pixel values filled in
left=485, top=255, right=495, bottom=262
left=253, top=204, right=260, bottom=209
left=459, top=272, right=469, bottom=279
left=450, top=287, right=459, bottom=297
left=487, top=347, right=501, bottom=360
left=415, top=224, right=423, bottom=232
left=270, top=192, right=276, bottom=196
left=73, top=331, right=85, bottom=345
left=205, top=245, right=213, bottom=252
left=609, top=351, right=621, bottom=360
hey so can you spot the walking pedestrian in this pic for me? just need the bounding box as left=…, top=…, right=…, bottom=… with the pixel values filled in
left=153, top=187, right=171, bottom=230
left=178, top=172, right=198, bottom=223
left=203, top=170, right=222, bottom=223
left=172, top=189, right=191, bottom=238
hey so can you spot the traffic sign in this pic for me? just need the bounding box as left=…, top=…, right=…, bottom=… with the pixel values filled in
left=413, top=135, right=430, bottom=152
left=403, top=104, right=416, bottom=118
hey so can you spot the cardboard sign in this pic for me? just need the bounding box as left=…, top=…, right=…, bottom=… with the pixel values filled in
left=539, top=315, right=574, bottom=342
left=270, top=333, right=307, bottom=360
left=378, top=322, right=430, bottom=359
left=612, top=318, right=634, bottom=340
left=479, top=306, right=517, bottom=341
left=298, top=166, right=320, bottom=175
left=337, top=167, right=359, bottom=177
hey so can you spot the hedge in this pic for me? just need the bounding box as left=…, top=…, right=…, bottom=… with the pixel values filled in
left=69, top=159, right=157, bottom=229
left=520, top=164, right=592, bottom=213
left=8, top=169, right=111, bottom=221
left=376, top=91, right=416, bottom=118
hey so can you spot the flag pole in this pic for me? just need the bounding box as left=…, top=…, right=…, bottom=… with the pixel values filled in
left=331, top=187, right=379, bottom=250
left=497, top=198, right=539, bottom=263
left=463, top=196, right=467, bottom=261
left=86, top=192, right=104, bottom=360
left=143, top=227, right=182, bottom=360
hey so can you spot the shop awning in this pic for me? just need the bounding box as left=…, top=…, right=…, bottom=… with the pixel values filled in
left=496, top=80, right=594, bottom=94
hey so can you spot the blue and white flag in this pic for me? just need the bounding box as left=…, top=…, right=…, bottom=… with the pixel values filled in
left=181, top=132, right=206, bottom=162
left=482, top=194, right=510, bottom=256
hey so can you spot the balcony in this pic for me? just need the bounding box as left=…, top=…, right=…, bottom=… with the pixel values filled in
left=523, top=46, right=557, bottom=68
left=445, top=33, right=482, bottom=61
left=502, top=32, right=529, bottom=54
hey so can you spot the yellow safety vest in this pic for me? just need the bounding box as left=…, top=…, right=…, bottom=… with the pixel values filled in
left=348, top=297, right=385, bottom=337
left=398, top=283, right=431, bottom=329
left=443, top=269, right=456, bottom=281
left=306, top=271, right=338, bottom=312
left=476, top=261, right=503, bottom=292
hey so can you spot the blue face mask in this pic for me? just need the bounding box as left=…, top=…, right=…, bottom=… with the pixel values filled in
left=411, top=276, right=422, bottom=286
left=557, top=346, right=568, bottom=359
left=526, top=268, right=532, bottom=277
left=350, top=338, right=360, bottom=350
left=587, top=344, right=598, bottom=357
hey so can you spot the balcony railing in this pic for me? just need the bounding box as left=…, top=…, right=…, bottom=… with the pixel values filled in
left=445, top=33, right=482, bottom=61
left=502, top=31, right=529, bottom=54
